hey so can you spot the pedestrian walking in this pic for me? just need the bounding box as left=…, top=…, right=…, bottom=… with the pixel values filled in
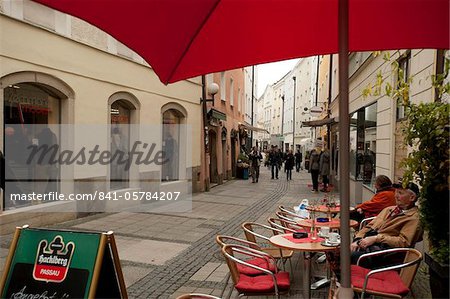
left=309, top=149, right=320, bottom=192
left=268, top=145, right=281, bottom=179
left=295, top=149, right=302, bottom=172
left=249, top=146, right=262, bottom=183
left=285, top=150, right=295, bottom=180
left=319, top=148, right=330, bottom=191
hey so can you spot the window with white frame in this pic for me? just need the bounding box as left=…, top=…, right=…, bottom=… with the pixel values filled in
left=396, top=52, right=411, bottom=120
left=349, top=102, right=377, bottom=187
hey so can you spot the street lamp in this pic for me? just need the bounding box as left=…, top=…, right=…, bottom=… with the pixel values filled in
left=201, top=80, right=219, bottom=151
left=201, top=76, right=219, bottom=192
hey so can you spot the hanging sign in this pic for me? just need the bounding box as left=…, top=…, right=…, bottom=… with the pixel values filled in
left=0, top=226, right=127, bottom=299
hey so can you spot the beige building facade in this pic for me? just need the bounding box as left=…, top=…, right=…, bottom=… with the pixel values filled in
left=0, top=1, right=204, bottom=232
left=323, top=50, right=446, bottom=204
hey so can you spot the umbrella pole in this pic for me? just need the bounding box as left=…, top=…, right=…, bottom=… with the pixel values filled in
left=337, top=0, right=354, bottom=297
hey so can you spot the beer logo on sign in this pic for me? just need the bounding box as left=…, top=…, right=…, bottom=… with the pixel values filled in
left=33, top=236, right=75, bottom=283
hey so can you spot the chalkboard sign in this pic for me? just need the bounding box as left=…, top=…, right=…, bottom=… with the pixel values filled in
left=0, top=226, right=127, bottom=299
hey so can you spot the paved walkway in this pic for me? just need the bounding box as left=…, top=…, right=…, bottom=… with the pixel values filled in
left=0, top=167, right=432, bottom=298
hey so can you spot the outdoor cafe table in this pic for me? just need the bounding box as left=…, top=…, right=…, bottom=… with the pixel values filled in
left=269, top=233, right=339, bottom=299
left=306, top=205, right=355, bottom=214
left=297, top=218, right=359, bottom=230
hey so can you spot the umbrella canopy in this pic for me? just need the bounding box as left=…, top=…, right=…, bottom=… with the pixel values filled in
left=33, top=0, right=448, bottom=85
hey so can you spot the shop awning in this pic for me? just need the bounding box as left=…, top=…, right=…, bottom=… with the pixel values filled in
left=239, top=123, right=269, bottom=134
left=207, top=108, right=227, bottom=121
left=302, top=117, right=337, bottom=127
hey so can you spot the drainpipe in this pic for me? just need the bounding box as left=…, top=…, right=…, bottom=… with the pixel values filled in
left=292, top=76, right=296, bottom=150
left=201, top=75, right=210, bottom=191
left=327, top=54, right=333, bottom=151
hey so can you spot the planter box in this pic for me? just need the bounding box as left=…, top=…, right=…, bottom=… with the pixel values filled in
left=425, top=252, right=449, bottom=299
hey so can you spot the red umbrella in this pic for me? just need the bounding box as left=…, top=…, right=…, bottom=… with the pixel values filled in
left=29, top=0, right=450, bottom=297
left=32, top=0, right=448, bottom=85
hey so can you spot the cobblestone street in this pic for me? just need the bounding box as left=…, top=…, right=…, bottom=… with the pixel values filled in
left=0, top=167, right=432, bottom=298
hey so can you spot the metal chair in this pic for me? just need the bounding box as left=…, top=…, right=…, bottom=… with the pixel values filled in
left=221, top=244, right=290, bottom=298
left=351, top=248, right=422, bottom=299
left=215, top=235, right=277, bottom=298
left=278, top=205, right=300, bottom=218
left=241, top=222, right=293, bottom=271
left=268, top=217, right=306, bottom=233
left=358, top=216, right=376, bottom=231
left=275, top=210, right=299, bottom=223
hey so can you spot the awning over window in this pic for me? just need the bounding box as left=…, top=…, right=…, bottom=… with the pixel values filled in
left=207, top=108, right=227, bottom=121
left=238, top=123, right=269, bottom=134
left=302, top=117, right=337, bottom=127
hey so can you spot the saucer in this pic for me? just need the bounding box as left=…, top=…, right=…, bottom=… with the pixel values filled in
left=321, top=240, right=340, bottom=247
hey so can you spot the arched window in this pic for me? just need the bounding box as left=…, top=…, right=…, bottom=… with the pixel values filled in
left=1, top=72, right=74, bottom=210
left=161, top=103, right=187, bottom=182
left=162, top=109, right=182, bottom=181
left=108, top=92, right=140, bottom=190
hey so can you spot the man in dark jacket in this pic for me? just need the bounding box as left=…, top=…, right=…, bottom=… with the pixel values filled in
left=295, top=150, right=302, bottom=172
left=268, top=145, right=281, bottom=179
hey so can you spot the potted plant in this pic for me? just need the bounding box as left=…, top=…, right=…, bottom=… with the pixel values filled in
left=236, top=152, right=250, bottom=179
left=364, top=51, right=449, bottom=298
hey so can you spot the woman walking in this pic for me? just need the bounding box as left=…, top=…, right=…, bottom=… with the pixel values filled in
left=285, top=150, right=295, bottom=181
left=319, top=148, right=330, bottom=192
left=309, top=149, right=320, bottom=192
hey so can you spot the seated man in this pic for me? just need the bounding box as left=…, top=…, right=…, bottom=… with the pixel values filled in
left=350, top=175, right=396, bottom=223
left=350, top=181, right=423, bottom=268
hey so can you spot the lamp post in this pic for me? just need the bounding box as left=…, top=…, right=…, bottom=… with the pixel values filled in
left=292, top=76, right=296, bottom=151
left=201, top=75, right=219, bottom=191
left=281, top=94, right=285, bottom=150
left=250, top=65, right=255, bottom=149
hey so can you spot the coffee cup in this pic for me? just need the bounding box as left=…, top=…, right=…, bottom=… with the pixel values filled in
left=320, top=226, right=330, bottom=237
left=328, top=232, right=340, bottom=243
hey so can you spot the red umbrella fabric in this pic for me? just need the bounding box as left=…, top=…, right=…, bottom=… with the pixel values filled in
left=32, top=0, right=448, bottom=85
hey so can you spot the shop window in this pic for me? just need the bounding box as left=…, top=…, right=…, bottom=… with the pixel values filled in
left=396, top=52, right=411, bottom=120
left=350, top=102, right=377, bottom=186
left=162, top=109, right=182, bottom=181
left=110, top=100, right=131, bottom=190
left=435, top=49, right=449, bottom=103
left=3, top=83, right=61, bottom=210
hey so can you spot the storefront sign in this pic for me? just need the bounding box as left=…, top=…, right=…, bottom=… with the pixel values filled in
left=0, top=227, right=127, bottom=298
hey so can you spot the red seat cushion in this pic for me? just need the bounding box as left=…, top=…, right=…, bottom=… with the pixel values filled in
left=235, top=272, right=290, bottom=293
left=237, top=257, right=277, bottom=275
left=351, top=265, right=409, bottom=295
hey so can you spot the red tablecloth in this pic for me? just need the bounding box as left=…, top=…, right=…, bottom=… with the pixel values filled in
left=283, top=234, right=324, bottom=243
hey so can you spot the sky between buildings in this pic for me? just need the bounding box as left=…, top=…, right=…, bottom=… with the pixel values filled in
left=256, top=58, right=299, bottom=98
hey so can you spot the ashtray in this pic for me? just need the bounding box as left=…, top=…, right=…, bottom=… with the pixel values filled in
left=293, top=232, right=308, bottom=239
left=316, top=217, right=330, bottom=222
left=321, top=240, right=341, bottom=247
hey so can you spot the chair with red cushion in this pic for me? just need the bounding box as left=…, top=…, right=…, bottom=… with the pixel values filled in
left=241, top=222, right=294, bottom=271
left=221, top=244, right=290, bottom=298
left=215, top=235, right=278, bottom=298
left=351, top=248, right=422, bottom=299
